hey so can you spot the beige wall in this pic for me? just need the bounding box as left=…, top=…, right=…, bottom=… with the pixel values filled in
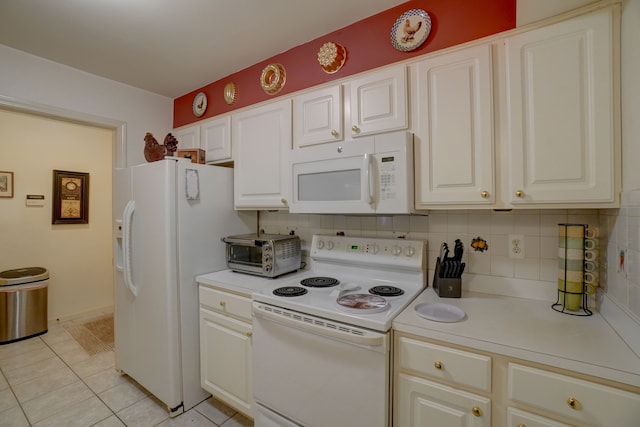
left=0, top=109, right=114, bottom=321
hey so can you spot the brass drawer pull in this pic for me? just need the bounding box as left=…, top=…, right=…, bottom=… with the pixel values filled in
left=567, top=396, right=581, bottom=410
left=219, top=301, right=226, bottom=307
left=434, top=361, right=443, bottom=370
left=471, top=406, right=482, bottom=417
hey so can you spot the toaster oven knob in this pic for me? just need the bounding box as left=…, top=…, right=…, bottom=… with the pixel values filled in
left=264, top=264, right=272, bottom=273
left=264, top=255, right=272, bottom=263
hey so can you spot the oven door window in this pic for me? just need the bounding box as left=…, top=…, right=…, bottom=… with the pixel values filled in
left=229, top=245, right=262, bottom=267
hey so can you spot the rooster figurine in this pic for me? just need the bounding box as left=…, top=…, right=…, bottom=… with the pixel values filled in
left=143, top=132, right=179, bottom=162
left=401, top=18, right=423, bottom=43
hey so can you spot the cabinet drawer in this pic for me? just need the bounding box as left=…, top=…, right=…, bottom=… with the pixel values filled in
left=398, top=337, right=491, bottom=392
left=199, top=285, right=251, bottom=321
left=397, top=373, right=491, bottom=427
left=507, top=407, right=571, bottom=427
left=508, top=364, right=640, bottom=426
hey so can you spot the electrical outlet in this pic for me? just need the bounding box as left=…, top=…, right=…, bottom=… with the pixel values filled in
left=509, top=234, right=525, bottom=259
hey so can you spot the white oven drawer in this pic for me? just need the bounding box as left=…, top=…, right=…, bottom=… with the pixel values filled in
left=199, top=285, right=251, bottom=321
left=253, top=303, right=389, bottom=427
left=508, top=363, right=640, bottom=426
left=398, top=336, right=492, bottom=392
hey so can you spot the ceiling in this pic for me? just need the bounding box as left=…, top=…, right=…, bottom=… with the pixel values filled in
left=0, top=0, right=407, bottom=99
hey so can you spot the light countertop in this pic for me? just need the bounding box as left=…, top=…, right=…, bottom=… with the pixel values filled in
left=393, top=288, right=640, bottom=387
left=196, top=269, right=309, bottom=297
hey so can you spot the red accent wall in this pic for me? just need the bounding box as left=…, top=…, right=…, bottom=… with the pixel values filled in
left=173, top=0, right=515, bottom=128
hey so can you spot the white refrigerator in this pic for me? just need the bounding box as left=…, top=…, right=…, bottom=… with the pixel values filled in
left=113, top=158, right=254, bottom=416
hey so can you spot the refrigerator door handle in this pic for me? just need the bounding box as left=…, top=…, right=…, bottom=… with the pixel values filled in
left=122, top=200, right=138, bottom=297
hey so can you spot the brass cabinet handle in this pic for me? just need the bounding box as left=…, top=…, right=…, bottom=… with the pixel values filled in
left=434, top=361, right=443, bottom=370
left=281, top=198, right=288, bottom=206
left=352, top=125, right=360, bottom=132
left=246, top=331, right=253, bottom=338
left=567, top=396, right=581, bottom=410
left=515, top=190, right=525, bottom=198
left=471, top=406, right=482, bottom=417
left=481, top=191, right=489, bottom=199
left=219, top=301, right=226, bottom=307
left=517, top=424, right=526, bottom=427
left=331, top=129, right=338, bottom=137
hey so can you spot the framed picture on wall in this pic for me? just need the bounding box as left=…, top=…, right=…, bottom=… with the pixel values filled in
left=0, top=171, right=14, bottom=198
left=52, top=170, right=89, bottom=224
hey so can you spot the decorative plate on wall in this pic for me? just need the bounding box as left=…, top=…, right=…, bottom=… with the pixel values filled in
left=317, top=42, right=347, bottom=74
left=390, top=9, right=432, bottom=52
left=260, top=63, right=286, bottom=95
left=192, top=92, right=207, bottom=117
left=223, top=82, right=237, bottom=105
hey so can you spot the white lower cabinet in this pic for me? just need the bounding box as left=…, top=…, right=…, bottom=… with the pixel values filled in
left=395, top=334, right=492, bottom=426
left=508, top=363, right=640, bottom=427
left=397, top=374, right=491, bottom=427
left=394, top=334, right=640, bottom=427
left=507, top=407, right=571, bottom=427
left=199, top=285, right=253, bottom=418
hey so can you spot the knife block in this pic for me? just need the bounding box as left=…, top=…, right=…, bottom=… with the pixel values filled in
left=433, top=257, right=461, bottom=298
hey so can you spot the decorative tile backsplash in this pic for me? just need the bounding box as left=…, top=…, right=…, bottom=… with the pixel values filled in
left=601, top=203, right=640, bottom=319
left=259, top=209, right=607, bottom=302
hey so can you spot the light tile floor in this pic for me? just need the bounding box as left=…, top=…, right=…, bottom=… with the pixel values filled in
left=0, top=316, right=253, bottom=427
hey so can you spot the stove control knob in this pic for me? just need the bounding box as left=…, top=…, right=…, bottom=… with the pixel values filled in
left=316, top=240, right=325, bottom=249
left=327, top=241, right=334, bottom=250
left=391, top=245, right=402, bottom=256
left=404, top=246, right=415, bottom=257
left=370, top=244, right=379, bottom=254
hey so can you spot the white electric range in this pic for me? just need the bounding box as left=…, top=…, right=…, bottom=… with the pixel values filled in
left=251, top=234, right=426, bottom=427
left=252, top=234, right=426, bottom=332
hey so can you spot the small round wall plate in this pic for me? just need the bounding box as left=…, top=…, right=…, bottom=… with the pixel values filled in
left=192, top=92, right=207, bottom=117
left=317, top=41, right=347, bottom=74
left=390, top=9, right=432, bottom=52
left=223, top=82, right=237, bottom=105
left=260, top=63, right=286, bottom=95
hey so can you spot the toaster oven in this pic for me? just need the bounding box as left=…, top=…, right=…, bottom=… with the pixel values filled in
left=222, top=234, right=301, bottom=278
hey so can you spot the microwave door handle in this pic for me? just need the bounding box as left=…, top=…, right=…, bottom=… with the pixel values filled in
left=363, top=153, right=374, bottom=204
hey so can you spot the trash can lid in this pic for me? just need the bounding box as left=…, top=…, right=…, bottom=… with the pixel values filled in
left=0, top=267, right=49, bottom=286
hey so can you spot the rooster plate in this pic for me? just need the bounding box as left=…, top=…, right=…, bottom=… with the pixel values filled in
left=391, top=9, right=432, bottom=52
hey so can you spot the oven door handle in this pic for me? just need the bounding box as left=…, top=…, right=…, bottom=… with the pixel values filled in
left=252, top=302, right=386, bottom=347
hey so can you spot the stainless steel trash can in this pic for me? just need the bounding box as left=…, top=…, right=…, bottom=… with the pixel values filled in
left=0, top=267, right=49, bottom=344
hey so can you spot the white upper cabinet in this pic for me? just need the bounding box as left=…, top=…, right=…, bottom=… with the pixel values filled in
left=502, top=6, right=619, bottom=205
left=348, top=65, right=408, bottom=137
left=233, top=99, right=292, bottom=210
left=201, top=115, right=232, bottom=163
left=173, top=125, right=200, bottom=150
left=293, top=85, right=343, bottom=148
left=173, top=115, right=232, bottom=163
left=413, top=44, right=495, bottom=207
left=294, top=66, right=408, bottom=148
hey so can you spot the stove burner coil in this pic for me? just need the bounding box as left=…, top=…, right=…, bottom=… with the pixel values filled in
left=300, top=277, right=340, bottom=288
left=273, top=286, right=308, bottom=297
left=369, top=285, right=405, bottom=297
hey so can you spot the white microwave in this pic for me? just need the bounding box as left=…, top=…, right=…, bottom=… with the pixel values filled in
left=290, top=131, right=414, bottom=214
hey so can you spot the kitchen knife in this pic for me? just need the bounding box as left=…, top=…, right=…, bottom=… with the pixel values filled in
left=454, top=239, right=464, bottom=261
